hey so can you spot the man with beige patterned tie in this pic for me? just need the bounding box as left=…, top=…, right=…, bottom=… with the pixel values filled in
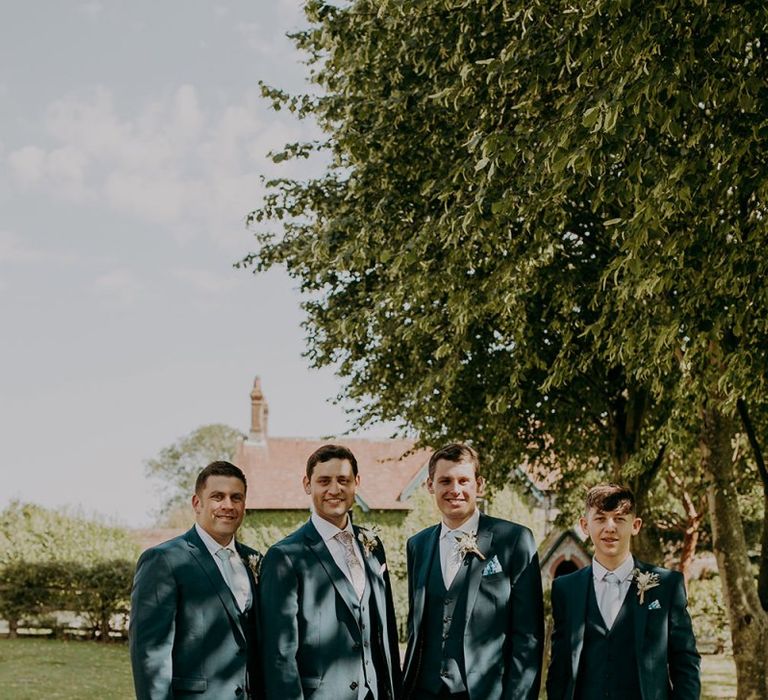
left=259, top=444, right=402, bottom=700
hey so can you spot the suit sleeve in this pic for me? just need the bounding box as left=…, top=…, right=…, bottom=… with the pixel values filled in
left=667, top=572, right=701, bottom=700
left=504, top=526, right=545, bottom=700
left=402, top=536, right=419, bottom=694
left=380, top=543, right=404, bottom=696
left=259, top=546, right=304, bottom=700
left=129, top=548, right=176, bottom=700
left=546, top=578, right=569, bottom=700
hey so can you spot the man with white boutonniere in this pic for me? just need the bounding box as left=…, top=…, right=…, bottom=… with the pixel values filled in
left=129, top=461, right=263, bottom=699
left=402, top=443, right=545, bottom=700
left=259, top=444, right=402, bottom=700
left=547, top=484, right=701, bottom=700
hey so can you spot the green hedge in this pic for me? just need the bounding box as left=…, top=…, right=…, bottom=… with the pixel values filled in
left=0, top=559, right=134, bottom=640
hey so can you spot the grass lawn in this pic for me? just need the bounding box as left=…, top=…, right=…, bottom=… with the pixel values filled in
left=0, top=637, right=738, bottom=699
left=0, top=638, right=134, bottom=699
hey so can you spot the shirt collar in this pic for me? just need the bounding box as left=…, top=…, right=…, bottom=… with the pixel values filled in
left=311, top=511, right=354, bottom=542
left=194, top=523, right=236, bottom=556
left=592, top=553, right=635, bottom=583
left=440, top=508, right=481, bottom=540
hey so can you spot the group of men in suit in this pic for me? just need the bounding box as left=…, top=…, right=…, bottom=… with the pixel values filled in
left=129, top=442, right=701, bottom=700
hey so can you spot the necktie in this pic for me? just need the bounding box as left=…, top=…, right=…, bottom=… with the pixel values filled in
left=336, top=530, right=366, bottom=599
left=599, top=571, right=623, bottom=628
left=443, top=530, right=462, bottom=588
left=216, top=547, right=237, bottom=595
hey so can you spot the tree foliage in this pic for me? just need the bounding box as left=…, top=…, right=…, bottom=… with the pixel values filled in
left=243, top=2, right=768, bottom=694
left=0, top=501, right=138, bottom=566
left=144, top=423, right=244, bottom=513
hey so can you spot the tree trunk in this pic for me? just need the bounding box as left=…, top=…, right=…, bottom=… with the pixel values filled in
left=702, top=406, right=768, bottom=700
left=8, top=617, right=17, bottom=639
left=736, top=398, right=768, bottom=611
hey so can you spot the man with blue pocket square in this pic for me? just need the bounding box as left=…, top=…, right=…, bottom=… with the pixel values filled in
left=130, top=461, right=262, bottom=699
left=402, top=443, right=544, bottom=700
left=259, top=444, right=402, bottom=700
left=547, top=484, right=700, bottom=700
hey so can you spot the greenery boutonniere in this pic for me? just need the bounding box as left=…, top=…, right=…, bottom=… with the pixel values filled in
left=245, top=553, right=264, bottom=583
left=357, top=525, right=381, bottom=556
left=632, top=568, right=660, bottom=604
left=455, top=531, right=486, bottom=561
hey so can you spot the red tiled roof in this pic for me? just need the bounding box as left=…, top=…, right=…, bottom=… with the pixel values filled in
left=234, top=436, right=430, bottom=510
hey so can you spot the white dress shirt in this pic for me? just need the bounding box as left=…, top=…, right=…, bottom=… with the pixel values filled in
left=311, top=512, right=367, bottom=590
left=195, top=523, right=252, bottom=612
left=592, top=554, right=635, bottom=627
left=439, top=508, right=481, bottom=588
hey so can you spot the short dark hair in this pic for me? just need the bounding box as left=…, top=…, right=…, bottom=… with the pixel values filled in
left=427, top=442, right=480, bottom=480
left=195, top=461, right=247, bottom=495
left=306, top=444, right=359, bottom=480
left=585, top=483, right=636, bottom=515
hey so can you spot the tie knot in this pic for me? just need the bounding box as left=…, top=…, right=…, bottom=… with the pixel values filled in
left=216, top=547, right=233, bottom=562
left=336, top=530, right=354, bottom=546
left=604, top=571, right=619, bottom=584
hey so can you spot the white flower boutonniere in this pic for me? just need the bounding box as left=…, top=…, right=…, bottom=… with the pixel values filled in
left=245, top=553, right=264, bottom=584
left=357, top=525, right=381, bottom=557
left=633, top=568, right=660, bottom=605
left=455, top=532, right=486, bottom=561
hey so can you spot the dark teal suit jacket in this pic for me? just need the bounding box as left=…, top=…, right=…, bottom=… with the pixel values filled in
left=259, top=520, right=402, bottom=700
left=546, top=561, right=701, bottom=700
left=403, top=513, right=545, bottom=700
left=129, top=527, right=262, bottom=699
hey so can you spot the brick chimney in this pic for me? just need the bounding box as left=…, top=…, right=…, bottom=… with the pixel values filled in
left=249, top=376, right=269, bottom=443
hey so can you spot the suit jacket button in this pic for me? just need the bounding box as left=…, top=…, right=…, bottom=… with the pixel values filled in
left=353, top=642, right=361, bottom=650
left=235, top=687, right=243, bottom=696
left=350, top=681, right=359, bottom=690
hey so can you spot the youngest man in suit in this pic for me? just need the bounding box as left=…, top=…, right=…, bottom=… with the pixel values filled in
left=130, top=461, right=262, bottom=699
left=547, top=483, right=700, bottom=700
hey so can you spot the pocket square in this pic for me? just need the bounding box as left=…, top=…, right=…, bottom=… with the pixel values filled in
left=482, top=555, right=502, bottom=576
left=379, top=562, right=387, bottom=575
left=647, top=599, right=661, bottom=611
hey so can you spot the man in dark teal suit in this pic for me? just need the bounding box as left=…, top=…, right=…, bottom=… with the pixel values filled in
left=547, top=484, right=700, bottom=700
left=403, top=443, right=544, bottom=700
left=259, top=444, right=402, bottom=700
left=130, top=461, right=263, bottom=699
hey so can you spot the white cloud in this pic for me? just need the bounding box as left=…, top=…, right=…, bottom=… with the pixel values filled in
left=4, top=85, right=316, bottom=248
left=8, top=146, right=47, bottom=186
left=0, top=230, right=42, bottom=264
left=171, top=267, right=241, bottom=295
left=93, top=269, right=146, bottom=307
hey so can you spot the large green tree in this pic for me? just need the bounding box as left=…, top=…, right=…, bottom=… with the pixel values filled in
left=243, top=2, right=768, bottom=694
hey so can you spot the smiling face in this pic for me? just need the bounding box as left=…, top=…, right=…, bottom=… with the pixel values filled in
left=427, top=458, right=484, bottom=529
left=580, top=506, right=642, bottom=570
left=192, top=474, right=246, bottom=546
left=303, top=457, right=359, bottom=529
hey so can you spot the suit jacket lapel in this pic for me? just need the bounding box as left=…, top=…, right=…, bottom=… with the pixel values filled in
left=185, top=528, right=246, bottom=646
left=464, top=515, right=494, bottom=622
left=304, top=520, right=360, bottom=619
left=355, top=526, right=387, bottom=619
left=412, top=525, right=440, bottom=632
left=569, top=565, right=591, bottom=681
left=631, top=560, right=649, bottom=665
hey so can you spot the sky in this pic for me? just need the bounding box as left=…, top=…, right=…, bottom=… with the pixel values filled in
left=0, top=1, right=380, bottom=526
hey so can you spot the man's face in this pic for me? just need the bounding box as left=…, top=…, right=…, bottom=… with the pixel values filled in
left=580, top=507, right=642, bottom=569
left=427, top=458, right=484, bottom=528
left=192, top=475, right=246, bottom=546
left=303, top=457, right=359, bottom=528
